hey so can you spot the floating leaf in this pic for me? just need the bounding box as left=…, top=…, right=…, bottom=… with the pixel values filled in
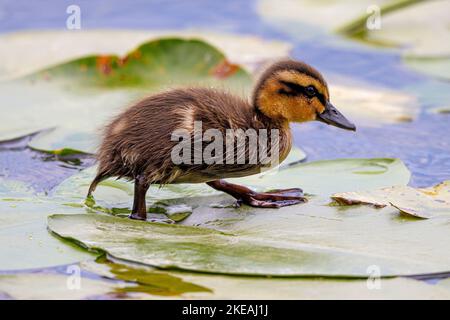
left=30, top=38, right=250, bottom=89
left=328, top=84, right=417, bottom=125
left=28, top=128, right=95, bottom=155
left=258, top=0, right=389, bottom=36
left=81, top=259, right=450, bottom=300
left=47, top=155, right=450, bottom=277
left=0, top=38, right=252, bottom=153
left=0, top=30, right=291, bottom=81
left=0, top=273, right=146, bottom=300
left=0, top=197, right=96, bottom=271
left=358, top=0, right=450, bottom=57
left=337, top=0, right=427, bottom=39
left=332, top=181, right=450, bottom=219
left=176, top=273, right=450, bottom=300
left=48, top=212, right=429, bottom=277
left=82, top=258, right=211, bottom=296
left=233, top=158, right=411, bottom=196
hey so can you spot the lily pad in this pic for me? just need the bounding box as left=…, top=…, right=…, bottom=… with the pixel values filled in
left=0, top=174, right=96, bottom=271
left=81, top=258, right=211, bottom=296
left=81, top=259, right=450, bottom=300
left=3, top=263, right=450, bottom=299
left=356, top=0, right=450, bottom=57
left=266, top=0, right=450, bottom=58
left=328, top=84, right=417, bottom=125
left=233, top=158, right=411, bottom=196
left=0, top=197, right=96, bottom=271
left=28, top=128, right=95, bottom=155
left=30, top=38, right=250, bottom=90
left=258, top=0, right=391, bottom=37
left=177, top=273, right=450, bottom=300
left=0, top=273, right=148, bottom=300
left=47, top=212, right=428, bottom=277
left=47, top=155, right=450, bottom=277
left=259, top=0, right=450, bottom=83
left=0, top=30, right=291, bottom=80
left=0, top=37, right=252, bottom=153
left=332, top=180, right=450, bottom=219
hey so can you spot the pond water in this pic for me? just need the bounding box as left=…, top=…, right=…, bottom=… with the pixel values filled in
left=0, top=0, right=448, bottom=192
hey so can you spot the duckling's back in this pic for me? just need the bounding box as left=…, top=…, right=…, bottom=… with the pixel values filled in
left=96, top=87, right=274, bottom=185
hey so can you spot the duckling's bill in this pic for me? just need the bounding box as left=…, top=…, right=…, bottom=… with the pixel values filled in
left=317, top=102, right=356, bottom=131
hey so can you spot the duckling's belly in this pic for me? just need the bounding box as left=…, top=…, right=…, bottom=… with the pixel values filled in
left=171, top=159, right=286, bottom=183
left=170, top=140, right=291, bottom=184
left=171, top=164, right=263, bottom=184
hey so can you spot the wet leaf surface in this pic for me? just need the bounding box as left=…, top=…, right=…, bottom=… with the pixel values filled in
left=44, top=157, right=450, bottom=277
left=80, top=259, right=450, bottom=300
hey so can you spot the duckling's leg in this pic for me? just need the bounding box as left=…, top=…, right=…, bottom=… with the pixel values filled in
left=207, top=180, right=306, bottom=208
left=130, top=175, right=149, bottom=220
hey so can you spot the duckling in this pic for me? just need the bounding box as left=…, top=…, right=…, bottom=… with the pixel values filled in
left=88, top=59, right=355, bottom=220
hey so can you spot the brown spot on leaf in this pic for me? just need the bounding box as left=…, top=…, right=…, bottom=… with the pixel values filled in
left=211, top=59, right=239, bottom=79
left=96, top=56, right=113, bottom=75
left=118, top=56, right=128, bottom=67
left=130, top=50, right=142, bottom=60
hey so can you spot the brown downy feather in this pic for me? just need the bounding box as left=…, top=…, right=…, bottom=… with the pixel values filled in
left=89, top=59, right=330, bottom=195
left=90, top=87, right=291, bottom=194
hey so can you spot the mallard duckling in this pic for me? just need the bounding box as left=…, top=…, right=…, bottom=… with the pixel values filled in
left=88, top=59, right=355, bottom=220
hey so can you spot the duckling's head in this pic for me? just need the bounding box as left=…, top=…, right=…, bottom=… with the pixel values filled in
left=253, top=60, right=355, bottom=131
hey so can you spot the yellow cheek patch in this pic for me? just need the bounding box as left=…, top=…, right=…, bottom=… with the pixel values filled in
left=312, top=98, right=325, bottom=114
left=257, top=77, right=288, bottom=119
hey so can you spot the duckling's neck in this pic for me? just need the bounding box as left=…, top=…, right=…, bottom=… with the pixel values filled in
left=254, top=108, right=292, bottom=165
left=253, top=101, right=290, bottom=130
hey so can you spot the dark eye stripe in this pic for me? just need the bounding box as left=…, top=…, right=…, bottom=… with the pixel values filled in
left=279, top=80, right=327, bottom=105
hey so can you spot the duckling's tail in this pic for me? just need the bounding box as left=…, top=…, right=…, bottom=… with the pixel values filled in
left=87, top=171, right=110, bottom=197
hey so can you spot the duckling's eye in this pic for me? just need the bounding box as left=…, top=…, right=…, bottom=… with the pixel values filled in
left=305, top=86, right=316, bottom=97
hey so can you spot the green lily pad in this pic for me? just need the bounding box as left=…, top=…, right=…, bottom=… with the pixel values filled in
left=0, top=273, right=150, bottom=300
left=176, top=273, right=450, bottom=300
left=0, top=38, right=252, bottom=154
left=355, top=0, right=450, bottom=57
left=259, top=0, right=450, bottom=82
left=0, top=30, right=291, bottom=81
left=0, top=175, right=96, bottom=271
left=233, top=158, right=411, bottom=196
left=0, top=197, right=95, bottom=271
left=81, top=259, right=450, bottom=300
left=3, top=263, right=450, bottom=299
left=28, top=128, right=95, bottom=155
left=47, top=212, right=422, bottom=277
left=29, top=38, right=250, bottom=89
left=47, top=155, right=450, bottom=277
left=82, top=258, right=211, bottom=296
left=258, top=0, right=390, bottom=37
left=332, top=180, right=450, bottom=219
